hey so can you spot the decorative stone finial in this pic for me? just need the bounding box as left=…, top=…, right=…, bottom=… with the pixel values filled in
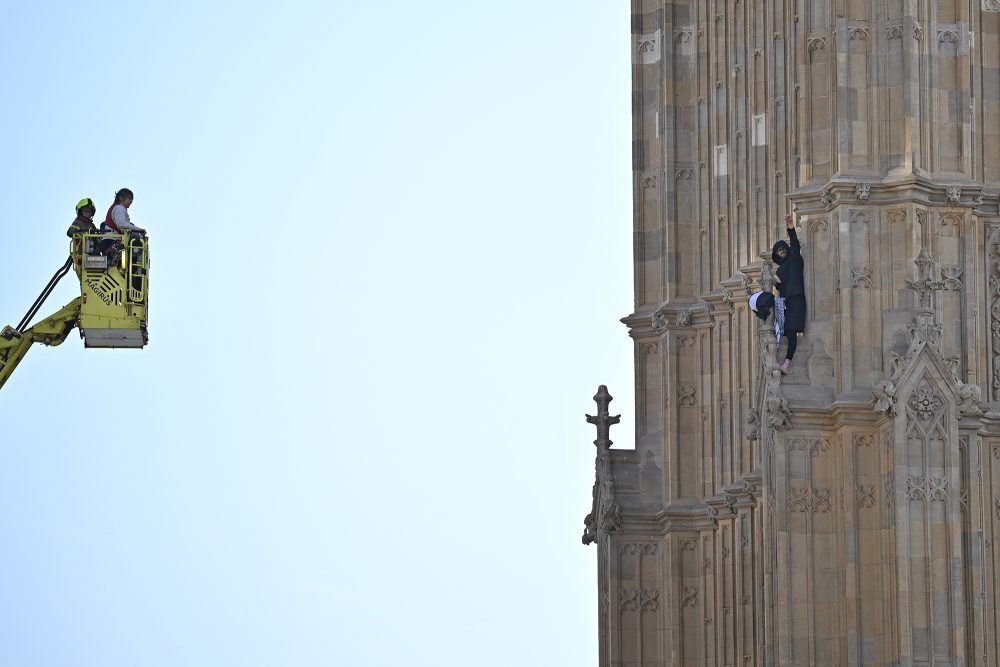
left=905, top=247, right=945, bottom=310
left=586, top=385, right=621, bottom=449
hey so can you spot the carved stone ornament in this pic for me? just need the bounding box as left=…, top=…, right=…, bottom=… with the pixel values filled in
left=941, top=265, right=964, bottom=291
left=986, top=0, right=1000, bottom=11
left=789, top=438, right=829, bottom=454
left=617, top=542, right=651, bottom=559
left=945, top=356, right=961, bottom=380
left=873, top=380, right=897, bottom=416
left=788, top=487, right=833, bottom=513
left=938, top=30, right=959, bottom=45
left=678, top=385, right=697, bottom=407
left=905, top=248, right=945, bottom=309
left=957, top=382, right=986, bottom=417
left=619, top=587, right=660, bottom=612
left=600, top=502, right=622, bottom=536
left=723, top=493, right=737, bottom=512
left=947, top=185, right=962, bottom=203
left=886, top=350, right=904, bottom=376
left=855, top=182, right=872, bottom=201
left=851, top=265, right=873, bottom=288
left=990, top=230, right=1000, bottom=400
left=906, top=475, right=949, bottom=502
left=582, top=386, right=623, bottom=545
left=677, top=335, right=695, bottom=350
left=906, top=317, right=944, bottom=355
left=759, top=261, right=777, bottom=293
left=651, top=308, right=668, bottom=332
left=848, top=27, right=871, bottom=41
left=820, top=187, right=838, bottom=206
left=744, top=408, right=760, bottom=440
left=909, top=383, right=943, bottom=421
left=764, top=394, right=792, bottom=430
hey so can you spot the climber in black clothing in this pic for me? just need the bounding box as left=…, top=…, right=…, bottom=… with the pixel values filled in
left=771, top=213, right=807, bottom=375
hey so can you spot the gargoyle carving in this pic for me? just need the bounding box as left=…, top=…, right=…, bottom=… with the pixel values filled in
left=957, top=382, right=986, bottom=417
left=764, top=394, right=792, bottom=430
left=873, top=380, right=897, bottom=416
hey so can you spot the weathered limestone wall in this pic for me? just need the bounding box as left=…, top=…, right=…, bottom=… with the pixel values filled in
left=584, top=0, right=1000, bottom=665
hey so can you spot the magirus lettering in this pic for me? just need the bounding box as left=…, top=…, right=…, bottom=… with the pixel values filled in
left=85, top=278, right=113, bottom=306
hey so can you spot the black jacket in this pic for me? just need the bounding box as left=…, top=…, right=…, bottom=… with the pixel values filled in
left=67, top=215, right=97, bottom=238
left=772, top=228, right=804, bottom=299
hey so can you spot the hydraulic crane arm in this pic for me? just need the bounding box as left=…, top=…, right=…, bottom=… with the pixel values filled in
left=0, top=297, right=81, bottom=390
left=1, top=232, right=149, bottom=393
left=17, top=257, right=73, bottom=333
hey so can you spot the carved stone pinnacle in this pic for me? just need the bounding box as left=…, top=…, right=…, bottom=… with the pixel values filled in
left=586, top=385, right=621, bottom=448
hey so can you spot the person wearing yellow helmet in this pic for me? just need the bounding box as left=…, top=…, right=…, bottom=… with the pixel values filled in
left=66, top=197, right=98, bottom=237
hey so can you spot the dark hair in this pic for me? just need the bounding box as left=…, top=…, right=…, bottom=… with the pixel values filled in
left=115, top=188, right=134, bottom=203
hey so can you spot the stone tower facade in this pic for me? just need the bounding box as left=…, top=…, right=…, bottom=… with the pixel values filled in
left=583, top=1, right=1000, bottom=665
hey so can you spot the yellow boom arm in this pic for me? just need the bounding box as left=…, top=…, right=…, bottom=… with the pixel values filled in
left=0, top=297, right=82, bottom=390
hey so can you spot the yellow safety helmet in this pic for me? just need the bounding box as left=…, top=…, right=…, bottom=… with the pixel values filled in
left=76, top=197, right=96, bottom=213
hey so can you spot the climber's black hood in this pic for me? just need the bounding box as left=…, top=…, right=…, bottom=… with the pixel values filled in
left=771, top=240, right=790, bottom=265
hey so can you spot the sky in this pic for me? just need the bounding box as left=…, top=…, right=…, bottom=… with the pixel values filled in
left=0, top=2, right=635, bottom=665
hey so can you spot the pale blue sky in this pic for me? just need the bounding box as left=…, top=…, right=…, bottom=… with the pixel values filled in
left=0, top=2, right=635, bottom=665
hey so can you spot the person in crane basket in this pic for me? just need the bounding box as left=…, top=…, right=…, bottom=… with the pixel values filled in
left=100, top=187, right=146, bottom=259
left=101, top=188, right=145, bottom=238
left=66, top=197, right=98, bottom=237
